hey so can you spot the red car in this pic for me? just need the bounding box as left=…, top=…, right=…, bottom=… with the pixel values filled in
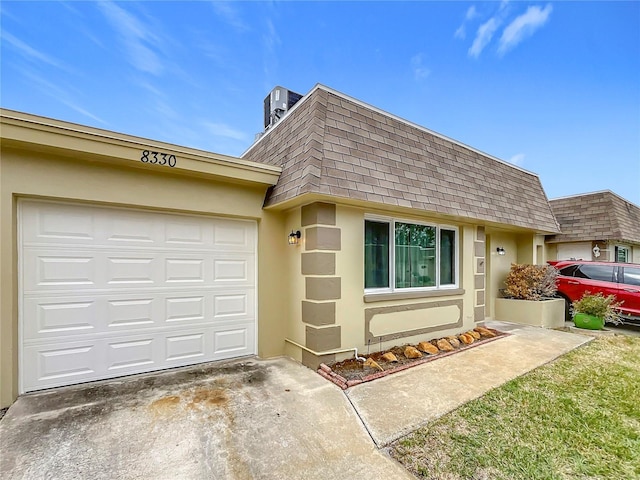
left=549, top=260, right=640, bottom=324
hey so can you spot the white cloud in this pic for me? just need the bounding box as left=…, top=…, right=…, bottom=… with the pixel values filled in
left=411, top=54, right=431, bottom=80
left=498, top=4, right=553, bottom=56
left=202, top=121, right=249, bottom=142
left=97, top=1, right=164, bottom=75
left=469, top=17, right=500, bottom=58
left=509, top=153, right=525, bottom=166
left=2, top=31, right=62, bottom=68
left=454, top=5, right=478, bottom=40
left=211, top=1, right=249, bottom=32
left=20, top=69, right=107, bottom=125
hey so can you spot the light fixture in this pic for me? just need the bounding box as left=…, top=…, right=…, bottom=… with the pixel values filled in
left=288, top=230, right=301, bottom=245
left=496, top=247, right=506, bottom=256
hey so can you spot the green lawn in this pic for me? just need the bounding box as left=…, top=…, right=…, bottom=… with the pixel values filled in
left=390, top=335, right=640, bottom=480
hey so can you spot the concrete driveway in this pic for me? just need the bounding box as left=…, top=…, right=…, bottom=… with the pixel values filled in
left=0, top=358, right=412, bottom=480
left=1, top=321, right=593, bottom=479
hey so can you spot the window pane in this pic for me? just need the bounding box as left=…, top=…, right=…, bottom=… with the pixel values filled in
left=623, top=267, right=640, bottom=287
left=616, top=246, right=629, bottom=263
left=440, top=229, right=456, bottom=285
left=364, top=221, right=389, bottom=288
left=576, top=265, right=615, bottom=282
left=395, top=223, right=435, bottom=288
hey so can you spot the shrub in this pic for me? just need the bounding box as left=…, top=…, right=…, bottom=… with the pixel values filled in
left=572, top=292, right=623, bottom=325
left=503, top=263, right=558, bottom=301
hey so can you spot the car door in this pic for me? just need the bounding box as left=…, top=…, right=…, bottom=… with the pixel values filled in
left=568, top=264, right=619, bottom=302
left=618, top=266, right=640, bottom=318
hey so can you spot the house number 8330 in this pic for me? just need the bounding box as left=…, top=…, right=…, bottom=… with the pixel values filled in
left=140, top=150, right=177, bottom=167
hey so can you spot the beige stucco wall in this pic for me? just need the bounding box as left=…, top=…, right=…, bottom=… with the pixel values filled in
left=485, top=231, right=519, bottom=319
left=0, top=146, right=285, bottom=408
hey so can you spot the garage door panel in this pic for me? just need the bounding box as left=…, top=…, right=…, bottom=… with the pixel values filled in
left=213, top=220, right=255, bottom=251
left=20, top=201, right=257, bottom=392
left=165, top=257, right=206, bottom=283
left=23, top=297, right=97, bottom=339
left=166, top=332, right=206, bottom=362
left=107, top=339, right=155, bottom=371
left=165, top=219, right=210, bottom=246
left=213, top=323, right=254, bottom=357
left=27, top=252, right=96, bottom=288
left=22, top=203, right=95, bottom=245
left=26, top=342, right=97, bottom=386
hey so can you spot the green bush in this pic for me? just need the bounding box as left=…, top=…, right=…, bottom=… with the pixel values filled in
left=503, top=263, right=558, bottom=300
left=572, top=292, right=623, bottom=325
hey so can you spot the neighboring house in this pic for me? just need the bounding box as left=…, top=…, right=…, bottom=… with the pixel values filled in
left=0, top=84, right=559, bottom=408
left=546, top=191, right=640, bottom=263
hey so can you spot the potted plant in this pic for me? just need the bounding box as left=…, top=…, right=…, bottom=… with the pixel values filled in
left=572, top=292, right=623, bottom=330
left=494, top=264, right=565, bottom=328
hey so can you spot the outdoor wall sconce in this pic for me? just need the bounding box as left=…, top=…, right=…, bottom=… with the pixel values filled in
left=496, top=247, right=506, bottom=256
left=288, top=230, right=301, bottom=245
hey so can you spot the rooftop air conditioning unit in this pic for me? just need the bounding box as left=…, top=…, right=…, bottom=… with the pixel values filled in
left=264, top=86, right=303, bottom=130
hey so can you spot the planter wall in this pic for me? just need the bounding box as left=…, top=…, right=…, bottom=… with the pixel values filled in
left=494, top=298, right=565, bottom=328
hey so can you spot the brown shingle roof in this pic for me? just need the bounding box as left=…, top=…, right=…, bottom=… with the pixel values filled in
left=547, top=191, right=640, bottom=245
left=243, top=85, right=559, bottom=233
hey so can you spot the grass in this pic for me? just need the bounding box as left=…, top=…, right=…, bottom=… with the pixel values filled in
left=389, top=335, right=640, bottom=480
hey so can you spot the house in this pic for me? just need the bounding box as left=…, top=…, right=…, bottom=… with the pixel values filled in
left=0, top=84, right=559, bottom=409
left=546, top=191, right=640, bottom=263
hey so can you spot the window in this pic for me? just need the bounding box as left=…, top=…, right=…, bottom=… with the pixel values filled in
left=364, top=218, right=458, bottom=291
left=622, top=267, right=640, bottom=287
left=574, top=264, right=616, bottom=282
left=615, top=246, right=630, bottom=263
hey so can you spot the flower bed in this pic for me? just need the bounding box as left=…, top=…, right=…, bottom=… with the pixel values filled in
left=317, top=326, right=507, bottom=389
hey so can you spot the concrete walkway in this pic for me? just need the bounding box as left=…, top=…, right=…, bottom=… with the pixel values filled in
left=0, top=321, right=591, bottom=479
left=346, top=321, right=592, bottom=446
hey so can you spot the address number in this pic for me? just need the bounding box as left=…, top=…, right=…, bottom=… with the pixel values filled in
left=140, top=150, right=177, bottom=167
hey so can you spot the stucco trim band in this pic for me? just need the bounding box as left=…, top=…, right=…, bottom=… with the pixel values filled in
left=364, top=299, right=463, bottom=344
left=363, top=288, right=464, bottom=303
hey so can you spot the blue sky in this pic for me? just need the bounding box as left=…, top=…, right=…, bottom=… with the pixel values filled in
left=2, top=1, right=639, bottom=204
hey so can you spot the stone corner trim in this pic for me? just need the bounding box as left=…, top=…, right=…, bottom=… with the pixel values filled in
left=306, top=324, right=341, bottom=352
left=301, top=252, right=336, bottom=275
left=306, top=277, right=341, bottom=301
left=302, top=300, right=336, bottom=326
left=305, top=226, right=341, bottom=251
left=301, top=202, right=336, bottom=227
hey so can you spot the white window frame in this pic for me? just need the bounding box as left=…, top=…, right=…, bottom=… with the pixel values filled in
left=364, top=215, right=459, bottom=294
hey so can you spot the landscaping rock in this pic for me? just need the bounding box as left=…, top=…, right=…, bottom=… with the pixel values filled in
left=468, top=330, right=481, bottom=340
left=446, top=336, right=461, bottom=348
left=364, top=357, right=383, bottom=371
left=459, top=333, right=474, bottom=345
left=474, top=326, right=496, bottom=337
left=382, top=352, right=398, bottom=362
left=404, top=346, right=423, bottom=359
left=436, top=339, right=455, bottom=352
left=417, top=342, right=439, bottom=355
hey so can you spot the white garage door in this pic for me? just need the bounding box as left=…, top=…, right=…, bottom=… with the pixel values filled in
left=556, top=242, right=592, bottom=261
left=19, top=200, right=257, bottom=393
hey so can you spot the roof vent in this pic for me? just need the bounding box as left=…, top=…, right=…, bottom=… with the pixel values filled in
left=263, top=86, right=303, bottom=130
